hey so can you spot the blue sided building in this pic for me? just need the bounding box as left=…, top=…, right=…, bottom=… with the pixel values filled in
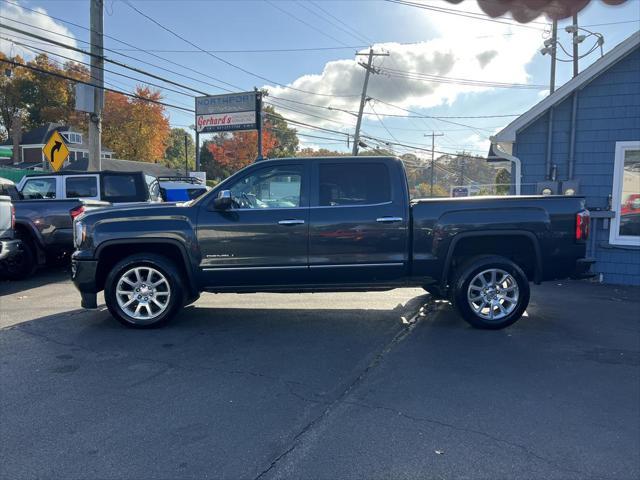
left=491, top=32, right=640, bottom=286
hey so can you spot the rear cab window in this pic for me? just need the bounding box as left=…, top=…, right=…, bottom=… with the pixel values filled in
left=317, top=162, right=391, bottom=206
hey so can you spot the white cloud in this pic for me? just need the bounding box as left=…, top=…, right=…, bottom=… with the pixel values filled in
left=265, top=1, right=544, bottom=134
left=0, top=1, right=82, bottom=62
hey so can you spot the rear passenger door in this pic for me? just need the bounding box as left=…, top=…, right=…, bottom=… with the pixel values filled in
left=308, top=159, right=409, bottom=284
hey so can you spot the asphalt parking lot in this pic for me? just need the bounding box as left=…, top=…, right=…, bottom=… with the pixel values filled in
left=1, top=270, right=639, bottom=480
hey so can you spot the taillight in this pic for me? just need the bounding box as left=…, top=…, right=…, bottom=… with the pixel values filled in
left=576, top=210, right=590, bottom=241
left=11, top=204, right=15, bottom=230
left=70, top=205, right=85, bottom=219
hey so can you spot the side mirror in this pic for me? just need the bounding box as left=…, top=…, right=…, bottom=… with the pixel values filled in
left=213, top=190, right=233, bottom=210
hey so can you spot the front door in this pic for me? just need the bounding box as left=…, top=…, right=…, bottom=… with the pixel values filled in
left=197, top=162, right=309, bottom=288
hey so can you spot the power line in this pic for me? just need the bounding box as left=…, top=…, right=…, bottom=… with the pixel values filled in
left=0, top=20, right=217, bottom=96
left=384, top=0, right=546, bottom=30
left=379, top=66, right=548, bottom=89
left=369, top=102, right=401, bottom=144
left=369, top=97, right=496, bottom=132
left=4, top=36, right=199, bottom=103
left=265, top=0, right=352, bottom=47
left=309, top=0, right=374, bottom=44
left=122, top=0, right=361, bottom=98
left=300, top=1, right=372, bottom=46
left=0, top=57, right=195, bottom=112
left=103, top=46, right=369, bottom=53
left=0, top=1, right=238, bottom=93
left=269, top=95, right=520, bottom=120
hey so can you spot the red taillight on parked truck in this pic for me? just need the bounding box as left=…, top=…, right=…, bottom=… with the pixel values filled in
left=11, top=204, right=15, bottom=230
left=576, top=210, right=590, bottom=241
left=70, top=205, right=85, bottom=219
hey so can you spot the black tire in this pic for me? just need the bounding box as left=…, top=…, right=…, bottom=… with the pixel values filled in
left=104, top=253, right=184, bottom=329
left=4, top=237, right=37, bottom=280
left=452, top=255, right=530, bottom=330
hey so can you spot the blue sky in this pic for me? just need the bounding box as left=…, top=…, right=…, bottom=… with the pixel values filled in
left=1, top=0, right=639, bottom=157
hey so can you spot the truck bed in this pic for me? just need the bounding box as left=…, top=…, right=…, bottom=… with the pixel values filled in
left=410, top=195, right=588, bottom=283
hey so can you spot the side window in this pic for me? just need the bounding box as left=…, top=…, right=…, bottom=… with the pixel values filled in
left=21, top=178, right=56, bottom=199
left=65, top=176, right=98, bottom=198
left=228, top=165, right=303, bottom=209
left=102, top=174, right=141, bottom=202
left=318, top=163, right=391, bottom=206
left=611, top=143, right=640, bottom=245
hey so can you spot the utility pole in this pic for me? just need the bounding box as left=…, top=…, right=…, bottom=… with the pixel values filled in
left=88, top=0, right=104, bottom=171
left=352, top=48, right=388, bottom=156
left=255, top=89, right=263, bottom=161
left=572, top=13, right=579, bottom=77
left=424, top=132, right=444, bottom=196
left=550, top=19, right=557, bottom=93
left=184, top=134, right=189, bottom=176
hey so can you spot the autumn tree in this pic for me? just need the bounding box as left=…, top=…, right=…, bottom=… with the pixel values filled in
left=0, top=53, right=28, bottom=143
left=263, top=105, right=298, bottom=157
left=298, top=147, right=346, bottom=157
left=206, top=127, right=277, bottom=173
left=102, top=86, right=170, bottom=162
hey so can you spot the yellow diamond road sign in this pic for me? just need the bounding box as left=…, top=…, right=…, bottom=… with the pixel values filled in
left=43, top=131, right=70, bottom=172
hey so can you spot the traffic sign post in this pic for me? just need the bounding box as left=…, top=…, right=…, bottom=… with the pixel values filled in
left=43, top=131, right=70, bottom=172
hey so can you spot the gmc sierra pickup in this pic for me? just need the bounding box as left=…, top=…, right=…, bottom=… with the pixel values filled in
left=72, top=156, right=593, bottom=329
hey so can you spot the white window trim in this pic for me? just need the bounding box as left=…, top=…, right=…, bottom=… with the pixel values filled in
left=610, top=141, right=640, bottom=247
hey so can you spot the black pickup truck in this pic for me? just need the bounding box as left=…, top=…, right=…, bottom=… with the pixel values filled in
left=72, top=156, right=593, bottom=329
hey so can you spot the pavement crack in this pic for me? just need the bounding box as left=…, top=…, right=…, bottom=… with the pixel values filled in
left=343, top=399, right=589, bottom=477
left=252, top=299, right=433, bottom=480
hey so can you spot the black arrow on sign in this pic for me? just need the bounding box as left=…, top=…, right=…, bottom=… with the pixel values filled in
left=50, top=140, right=62, bottom=165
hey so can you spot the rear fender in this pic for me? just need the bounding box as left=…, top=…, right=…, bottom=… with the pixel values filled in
left=441, top=230, right=543, bottom=287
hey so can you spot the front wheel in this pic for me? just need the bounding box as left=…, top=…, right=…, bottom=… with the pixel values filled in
left=104, top=254, right=184, bottom=328
left=4, top=238, right=37, bottom=280
left=452, top=256, right=530, bottom=330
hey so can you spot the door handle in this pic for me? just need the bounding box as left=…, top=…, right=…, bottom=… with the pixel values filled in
left=278, top=219, right=305, bottom=225
left=376, top=217, right=403, bottom=223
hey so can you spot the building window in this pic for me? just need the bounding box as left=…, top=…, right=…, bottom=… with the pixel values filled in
left=610, top=141, right=640, bottom=246
left=61, top=132, right=82, bottom=144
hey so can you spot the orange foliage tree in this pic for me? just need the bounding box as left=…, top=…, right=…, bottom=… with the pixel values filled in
left=102, top=86, right=170, bottom=162
left=206, top=126, right=278, bottom=173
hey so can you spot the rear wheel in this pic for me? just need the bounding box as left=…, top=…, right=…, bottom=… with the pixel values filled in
left=452, top=255, right=530, bottom=329
left=104, top=254, right=184, bottom=328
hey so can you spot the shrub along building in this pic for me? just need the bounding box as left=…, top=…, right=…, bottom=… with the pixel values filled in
left=491, top=32, right=639, bottom=285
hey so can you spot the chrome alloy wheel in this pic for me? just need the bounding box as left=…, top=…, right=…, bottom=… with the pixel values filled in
left=115, top=266, right=171, bottom=322
left=467, top=268, right=519, bottom=321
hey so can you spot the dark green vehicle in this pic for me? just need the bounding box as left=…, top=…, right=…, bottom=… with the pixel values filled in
left=71, top=156, right=593, bottom=329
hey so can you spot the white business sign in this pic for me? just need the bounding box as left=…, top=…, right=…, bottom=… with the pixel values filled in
left=195, top=111, right=257, bottom=133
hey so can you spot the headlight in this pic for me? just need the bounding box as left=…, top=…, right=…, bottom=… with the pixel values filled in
left=74, top=221, right=86, bottom=248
